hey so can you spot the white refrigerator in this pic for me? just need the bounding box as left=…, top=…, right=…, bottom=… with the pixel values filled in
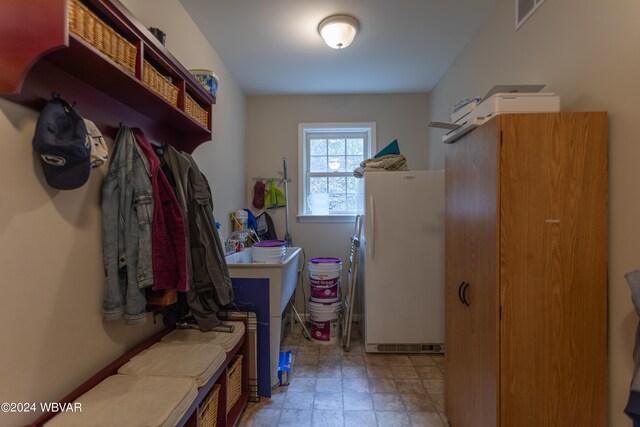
left=361, top=170, right=444, bottom=353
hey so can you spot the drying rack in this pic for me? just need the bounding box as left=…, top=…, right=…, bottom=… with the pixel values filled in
left=342, top=215, right=362, bottom=351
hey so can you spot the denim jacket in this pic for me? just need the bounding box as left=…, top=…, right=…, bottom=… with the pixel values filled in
left=101, top=126, right=154, bottom=325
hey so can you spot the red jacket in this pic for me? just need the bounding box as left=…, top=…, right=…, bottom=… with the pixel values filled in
left=132, top=128, right=188, bottom=292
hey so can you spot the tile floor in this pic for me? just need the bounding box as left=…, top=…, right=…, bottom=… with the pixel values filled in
left=238, top=322, right=448, bottom=427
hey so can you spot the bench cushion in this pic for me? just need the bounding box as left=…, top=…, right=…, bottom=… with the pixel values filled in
left=161, top=321, right=245, bottom=352
left=118, top=341, right=226, bottom=387
left=45, top=374, right=197, bottom=427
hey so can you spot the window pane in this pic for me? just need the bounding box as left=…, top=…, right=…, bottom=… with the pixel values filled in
left=310, top=139, right=327, bottom=156
left=310, top=177, right=328, bottom=194
left=328, top=177, right=346, bottom=195
left=346, top=138, right=364, bottom=155
left=310, top=156, right=327, bottom=172
left=330, top=194, right=346, bottom=213
left=327, top=156, right=345, bottom=172
left=302, top=126, right=372, bottom=215
left=328, top=138, right=345, bottom=155
left=346, top=156, right=362, bottom=171
left=345, top=195, right=357, bottom=212
left=346, top=177, right=358, bottom=194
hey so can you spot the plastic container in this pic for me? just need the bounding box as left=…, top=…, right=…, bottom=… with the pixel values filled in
left=252, top=240, right=287, bottom=263
left=253, top=240, right=287, bottom=248
left=310, top=282, right=340, bottom=303
left=308, top=257, right=342, bottom=302
left=309, top=300, right=341, bottom=345
left=252, top=248, right=286, bottom=263
left=308, top=258, right=342, bottom=278
left=308, top=257, right=342, bottom=285
left=189, top=69, right=219, bottom=97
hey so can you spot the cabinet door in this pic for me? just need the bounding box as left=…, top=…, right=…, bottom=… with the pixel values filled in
left=499, top=113, right=608, bottom=426
left=445, top=120, right=500, bottom=427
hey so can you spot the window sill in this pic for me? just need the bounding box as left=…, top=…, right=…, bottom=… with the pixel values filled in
left=297, top=214, right=357, bottom=223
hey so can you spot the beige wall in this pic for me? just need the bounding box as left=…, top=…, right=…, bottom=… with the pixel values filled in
left=0, top=1, right=246, bottom=425
left=427, top=0, right=640, bottom=424
left=246, top=94, right=429, bottom=313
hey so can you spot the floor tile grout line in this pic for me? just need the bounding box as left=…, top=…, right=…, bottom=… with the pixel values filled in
left=264, top=323, right=448, bottom=426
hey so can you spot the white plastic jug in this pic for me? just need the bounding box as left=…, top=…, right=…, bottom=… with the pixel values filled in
left=308, top=193, right=329, bottom=215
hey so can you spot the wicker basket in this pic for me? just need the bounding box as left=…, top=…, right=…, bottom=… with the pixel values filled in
left=185, top=93, right=208, bottom=128
left=68, top=0, right=136, bottom=75
left=226, top=355, right=243, bottom=413
left=143, top=60, right=179, bottom=106
left=198, top=383, right=220, bottom=427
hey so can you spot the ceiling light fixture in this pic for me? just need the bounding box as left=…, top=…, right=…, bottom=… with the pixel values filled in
left=318, top=15, right=359, bottom=49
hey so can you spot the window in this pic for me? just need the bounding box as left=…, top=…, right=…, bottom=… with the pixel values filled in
left=298, top=123, right=376, bottom=221
left=515, top=0, right=545, bottom=29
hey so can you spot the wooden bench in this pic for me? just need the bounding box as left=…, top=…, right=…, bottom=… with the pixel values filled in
left=28, top=318, right=249, bottom=427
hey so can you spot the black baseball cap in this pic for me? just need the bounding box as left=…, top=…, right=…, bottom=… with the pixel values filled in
left=32, top=94, right=89, bottom=190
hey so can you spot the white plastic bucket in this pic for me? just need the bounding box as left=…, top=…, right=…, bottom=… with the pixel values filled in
left=251, top=247, right=286, bottom=263
left=308, top=257, right=342, bottom=302
left=251, top=240, right=287, bottom=263
left=308, top=258, right=342, bottom=284
left=310, top=282, right=340, bottom=303
left=309, top=300, right=341, bottom=344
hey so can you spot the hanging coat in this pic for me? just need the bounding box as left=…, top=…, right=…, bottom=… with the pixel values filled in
left=131, top=128, right=188, bottom=293
left=164, top=146, right=233, bottom=330
left=626, top=269, right=640, bottom=426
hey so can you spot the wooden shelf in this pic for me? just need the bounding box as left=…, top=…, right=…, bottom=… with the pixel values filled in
left=0, top=0, right=215, bottom=153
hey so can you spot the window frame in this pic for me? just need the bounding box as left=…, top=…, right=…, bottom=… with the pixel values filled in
left=297, top=122, right=376, bottom=223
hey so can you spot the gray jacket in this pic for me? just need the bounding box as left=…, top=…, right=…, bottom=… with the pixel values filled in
left=101, top=126, right=154, bottom=325
left=164, top=146, right=233, bottom=330
left=626, top=269, right=640, bottom=423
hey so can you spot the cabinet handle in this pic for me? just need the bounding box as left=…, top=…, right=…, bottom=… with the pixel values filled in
left=458, top=281, right=465, bottom=305
left=461, top=282, right=470, bottom=306
left=368, top=196, right=375, bottom=260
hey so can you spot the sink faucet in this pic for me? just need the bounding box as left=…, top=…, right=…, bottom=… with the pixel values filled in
left=224, top=229, right=260, bottom=255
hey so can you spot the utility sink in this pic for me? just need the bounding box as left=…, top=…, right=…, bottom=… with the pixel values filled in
left=225, top=246, right=302, bottom=387
left=225, top=247, right=301, bottom=314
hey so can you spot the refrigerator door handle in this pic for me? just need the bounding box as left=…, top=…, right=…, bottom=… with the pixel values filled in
left=368, top=195, right=375, bottom=260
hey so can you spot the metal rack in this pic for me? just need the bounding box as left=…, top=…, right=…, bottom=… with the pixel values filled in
left=251, top=160, right=310, bottom=341
left=251, top=177, right=291, bottom=182
left=251, top=158, right=292, bottom=247
left=342, top=215, right=362, bottom=351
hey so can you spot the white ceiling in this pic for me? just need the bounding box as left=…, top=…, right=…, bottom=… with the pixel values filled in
left=179, top=0, right=497, bottom=96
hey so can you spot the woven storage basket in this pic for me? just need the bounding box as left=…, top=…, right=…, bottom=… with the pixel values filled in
left=198, top=383, right=220, bottom=427
left=226, top=355, right=243, bottom=413
left=185, top=93, right=208, bottom=128
left=143, top=60, right=179, bottom=106
left=68, top=0, right=136, bottom=75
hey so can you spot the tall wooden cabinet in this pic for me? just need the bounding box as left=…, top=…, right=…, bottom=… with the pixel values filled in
left=444, top=113, right=608, bottom=427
